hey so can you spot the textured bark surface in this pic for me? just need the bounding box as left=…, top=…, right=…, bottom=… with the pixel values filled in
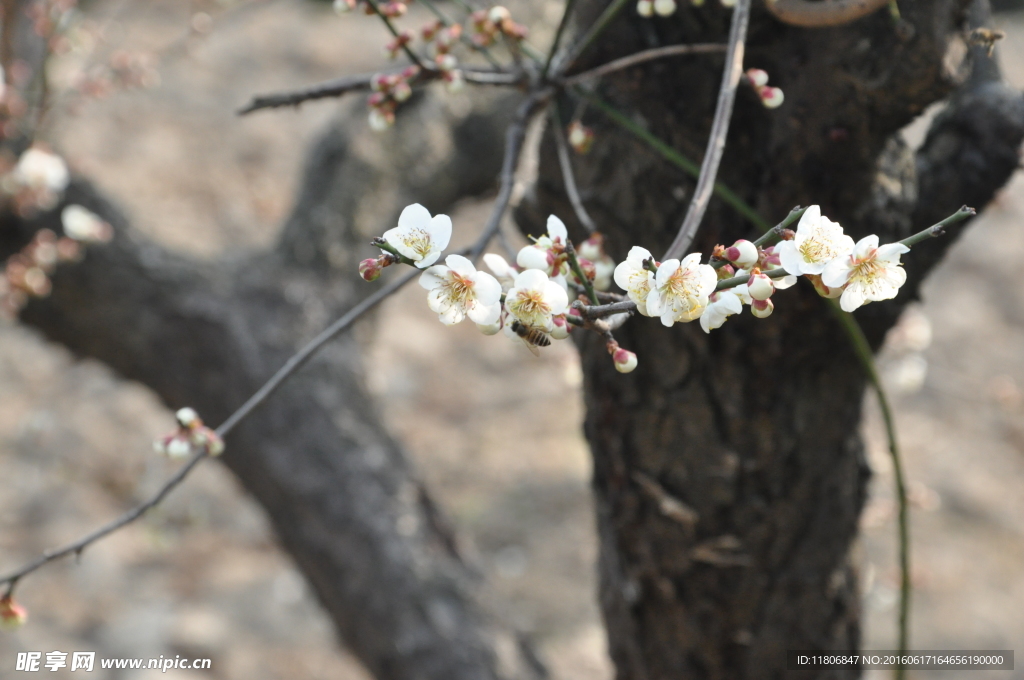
left=4, top=91, right=546, bottom=680
left=519, top=1, right=1024, bottom=678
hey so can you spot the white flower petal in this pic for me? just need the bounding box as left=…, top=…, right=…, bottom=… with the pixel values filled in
left=877, top=242, right=910, bottom=262
left=428, top=214, right=453, bottom=252
left=398, top=203, right=432, bottom=231
left=544, top=280, right=569, bottom=315
left=853, top=234, right=879, bottom=260
left=445, top=254, right=475, bottom=276
left=517, top=245, right=551, bottom=272
left=840, top=284, right=867, bottom=312
left=419, top=265, right=449, bottom=290
left=775, top=240, right=804, bottom=276
left=471, top=271, right=502, bottom=305
left=468, top=300, right=501, bottom=325
left=546, top=215, right=568, bottom=242
left=821, top=257, right=853, bottom=288
left=795, top=205, right=821, bottom=237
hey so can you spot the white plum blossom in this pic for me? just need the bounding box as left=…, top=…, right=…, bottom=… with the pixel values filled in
left=61, top=205, right=112, bottom=242
left=646, top=254, right=717, bottom=327
left=483, top=253, right=519, bottom=292
left=517, top=215, right=568, bottom=275
left=12, top=147, right=70, bottom=194
left=504, top=268, right=568, bottom=332
left=700, top=288, right=745, bottom=333
left=821, top=235, right=909, bottom=312
left=612, top=246, right=655, bottom=316
left=775, top=205, right=854, bottom=276
left=419, top=254, right=502, bottom=326
left=382, top=204, right=452, bottom=268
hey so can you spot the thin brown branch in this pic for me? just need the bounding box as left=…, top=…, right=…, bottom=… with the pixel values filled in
left=0, top=266, right=420, bottom=594
left=238, top=68, right=522, bottom=116
left=763, top=0, right=890, bottom=27
left=550, top=107, right=597, bottom=234
left=562, top=43, right=728, bottom=86
left=469, top=89, right=553, bottom=260
left=364, top=0, right=429, bottom=69
left=662, top=0, right=751, bottom=261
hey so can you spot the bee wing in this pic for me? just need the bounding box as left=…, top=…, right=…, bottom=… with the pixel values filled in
left=520, top=337, right=541, bottom=357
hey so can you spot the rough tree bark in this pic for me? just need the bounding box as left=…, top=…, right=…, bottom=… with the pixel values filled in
left=3, top=90, right=547, bottom=680
left=517, top=0, right=1024, bottom=677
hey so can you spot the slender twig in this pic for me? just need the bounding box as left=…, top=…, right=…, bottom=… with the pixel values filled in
left=364, top=0, right=429, bottom=69
left=0, top=267, right=421, bottom=593
left=662, top=0, right=751, bottom=260
left=237, top=68, right=522, bottom=115
left=550, top=106, right=597, bottom=234
left=469, top=90, right=553, bottom=261
left=557, top=0, right=633, bottom=74
left=542, top=0, right=581, bottom=81
left=565, top=240, right=599, bottom=304
left=828, top=305, right=910, bottom=677
left=899, top=205, right=975, bottom=247
left=709, top=205, right=808, bottom=269
left=562, top=43, right=728, bottom=85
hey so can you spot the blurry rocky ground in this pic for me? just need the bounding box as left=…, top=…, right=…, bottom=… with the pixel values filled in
left=1, top=0, right=1023, bottom=678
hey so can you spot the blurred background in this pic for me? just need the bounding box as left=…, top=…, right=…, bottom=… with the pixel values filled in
left=1, top=0, right=1024, bottom=677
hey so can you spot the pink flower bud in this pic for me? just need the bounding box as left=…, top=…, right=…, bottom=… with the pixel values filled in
left=359, top=258, right=383, bottom=282
left=567, top=121, right=595, bottom=155
left=716, top=263, right=736, bottom=279
left=745, top=68, right=769, bottom=87
left=747, top=271, right=774, bottom=301
left=724, top=239, right=758, bottom=268
left=751, top=298, right=774, bottom=318
left=393, top=81, right=412, bottom=102
left=0, top=597, right=27, bottom=630
left=436, top=53, right=457, bottom=71
left=551, top=315, right=571, bottom=340
left=613, top=348, right=638, bottom=373
left=759, top=86, right=785, bottom=109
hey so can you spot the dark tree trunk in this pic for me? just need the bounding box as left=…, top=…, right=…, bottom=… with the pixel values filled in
left=5, top=91, right=546, bottom=680
left=520, top=0, right=1024, bottom=677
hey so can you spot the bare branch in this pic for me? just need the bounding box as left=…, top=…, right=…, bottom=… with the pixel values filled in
left=764, top=0, right=890, bottom=28
left=550, top=107, right=597, bottom=234
left=662, top=0, right=751, bottom=261
left=561, top=43, right=727, bottom=86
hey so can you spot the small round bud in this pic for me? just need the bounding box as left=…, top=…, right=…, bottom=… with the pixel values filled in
left=578, top=233, right=604, bottom=262
left=204, top=430, right=225, bottom=456
left=550, top=315, right=571, bottom=340
left=488, top=5, right=511, bottom=23
left=176, top=407, right=200, bottom=428
left=636, top=0, right=654, bottom=16
left=0, top=597, right=27, bottom=630
left=166, top=438, right=192, bottom=459
left=436, top=53, right=458, bottom=71
left=368, top=108, right=393, bottom=132
left=653, top=0, right=676, bottom=15
left=392, top=81, right=412, bottom=102
left=613, top=348, right=638, bottom=373
left=807, top=273, right=843, bottom=299
left=359, top=258, right=383, bottom=282
left=745, top=68, right=769, bottom=87
left=567, top=121, right=595, bottom=155
left=746, top=272, right=775, bottom=301
left=759, top=86, right=785, bottom=109
left=751, top=298, right=774, bottom=318
left=716, top=263, right=736, bottom=279
left=724, top=239, right=759, bottom=268
left=444, top=69, right=465, bottom=93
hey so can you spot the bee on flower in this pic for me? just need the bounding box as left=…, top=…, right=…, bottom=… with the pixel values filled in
left=503, top=268, right=569, bottom=335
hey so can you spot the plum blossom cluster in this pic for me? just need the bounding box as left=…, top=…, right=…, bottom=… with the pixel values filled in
left=361, top=204, right=920, bottom=375
left=368, top=67, right=419, bottom=131
left=153, top=408, right=225, bottom=460
left=1, top=204, right=113, bottom=318
left=360, top=204, right=638, bottom=371
left=613, top=204, right=911, bottom=338
left=467, top=6, right=528, bottom=46
left=744, top=68, right=784, bottom=109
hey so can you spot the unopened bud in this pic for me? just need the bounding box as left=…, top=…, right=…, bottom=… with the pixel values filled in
left=368, top=108, right=394, bottom=132
left=724, top=239, right=758, bottom=268
left=436, top=53, right=458, bottom=71
left=746, top=271, right=774, bottom=301
left=751, top=298, right=774, bottom=318
left=445, top=69, right=465, bottom=93
left=613, top=348, right=638, bottom=373
left=653, top=0, right=677, bottom=15
left=759, top=86, right=784, bottom=109
left=637, top=0, right=654, bottom=16
left=488, top=5, right=511, bottom=23
left=807, top=273, right=843, bottom=299
left=567, top=121, right=594, bottom=155
left=359, top=258, right=383, bottom=282
left=176, top=407, right=200, bottom=428
left=745, top=68, right=769, bottom=87
left=551, top=315, right=571, bottom=340
left=392, top=81, right=412, bottom=102
left=0, top=597, right=27, bottom=630
left=578, top=233, right=604, bottom=261
left=716, top=263, right=736, bottom=279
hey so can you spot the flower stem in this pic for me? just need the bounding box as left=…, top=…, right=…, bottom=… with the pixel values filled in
left=900, top=205, right=975, bottom=248
left=565, top=239, right=600, bottom=304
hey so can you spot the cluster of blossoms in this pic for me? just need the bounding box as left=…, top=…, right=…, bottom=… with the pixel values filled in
left=744, top=68, right=784, bottom=109
left=467, top=6, right=528, bottom=46
left=153, top=408, right=225, bottom=460
left=0, top=595, right=27, bottom=630
left=360, top=205, right=638, bottom=370
left=1, top=201, right=113, bottom=318
left=361, top=204, right=912, bottom=375
left=368, top=67, right=419, bottom=131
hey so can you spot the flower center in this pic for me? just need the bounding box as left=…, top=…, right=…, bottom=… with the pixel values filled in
left=441, top=272, right=474, bottom=305
left=509, top=290, right=549, bottom=323
left=401, top=228, right=433, bottom=258
left=849, top=252, right=883, bottom=283
left=799, top=231, right=842, bottom=263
